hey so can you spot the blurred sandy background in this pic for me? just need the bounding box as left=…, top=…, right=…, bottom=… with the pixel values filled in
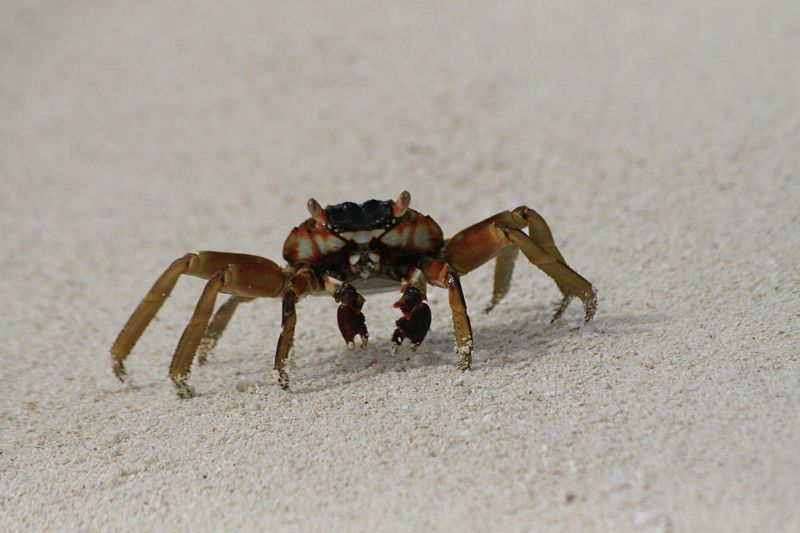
left=1, top=1, right=798, bottom=530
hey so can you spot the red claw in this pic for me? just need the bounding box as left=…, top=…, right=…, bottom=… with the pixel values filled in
left=335, top=284, right=368, bottom=348
left=392, top=286, right=432, bottom=350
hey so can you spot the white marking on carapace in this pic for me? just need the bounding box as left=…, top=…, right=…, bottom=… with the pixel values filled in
left=314, top=234, right=346, bottom=255
left=413, top=226, right=431, bottom=249
left=349, top=254, right=360, bottom=265
left=339, top=229, right=385, bottom=244
left=295, top=239, right=315, bottom=259
left=368, top=252, right=380, bottom=264
left=380, top=225, right=411, bottom=247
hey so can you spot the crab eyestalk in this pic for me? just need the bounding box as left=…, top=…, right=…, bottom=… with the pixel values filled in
left=307, top=198, right=328, bottom=224
left=393, top=191, right=411, bottom=217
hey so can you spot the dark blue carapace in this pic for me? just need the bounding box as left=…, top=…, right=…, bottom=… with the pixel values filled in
left=324, top=199, right=395, bottom=230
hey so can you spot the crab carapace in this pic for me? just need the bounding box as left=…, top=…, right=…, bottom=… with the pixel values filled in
left=111, top=191, right=597, bottom=397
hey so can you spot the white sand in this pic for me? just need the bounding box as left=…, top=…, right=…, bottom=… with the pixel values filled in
left=2, top=1, right=799, bottom=531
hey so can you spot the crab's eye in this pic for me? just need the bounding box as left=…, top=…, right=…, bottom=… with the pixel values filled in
left=393, top=191, right=411, bottom=217
left=307, top=198, right=328, bottom=225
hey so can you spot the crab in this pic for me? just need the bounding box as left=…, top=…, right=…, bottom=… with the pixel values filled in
left=111, top=192, right=597, bottom=397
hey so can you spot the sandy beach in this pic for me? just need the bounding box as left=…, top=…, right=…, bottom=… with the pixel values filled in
left=2, top=1, right=798, bottom=530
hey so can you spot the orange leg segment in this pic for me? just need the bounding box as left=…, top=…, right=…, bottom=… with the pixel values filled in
left=485, top=246, right=519, bottom=313
left=197, top=296, right=255, bottom=366
left=273, top=267, right=323, bottom=391
left=274, top=290, right=296, bottom=391
left=422, top=260, right=474, bottom=369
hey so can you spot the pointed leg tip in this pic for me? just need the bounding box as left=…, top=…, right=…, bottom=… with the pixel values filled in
left=583, top=295, right=598, bottom=323
left=456, top=344, right=473, bottom=371
left=173, top=381, right=195, bottom=399
left=391, top=342, right=401, bottom=355
left=360, top=336, right=369, bottom=349
left=550, top=294, right=573, bottom=323
left=346, top=341, right=355, bottom=350
left=277, top=370, right=290, bottom=391
left=196, top=340, right=214, bottom=366
left=112, top=361, right=127, bottom=383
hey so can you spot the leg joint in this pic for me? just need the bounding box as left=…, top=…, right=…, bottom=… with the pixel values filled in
left=420, top=258, right=452, bottom=288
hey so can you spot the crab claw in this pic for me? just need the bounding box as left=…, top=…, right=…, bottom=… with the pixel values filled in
left=335, top=284, right=369, bottom=349
left=391, top=286, right=431, bottom=352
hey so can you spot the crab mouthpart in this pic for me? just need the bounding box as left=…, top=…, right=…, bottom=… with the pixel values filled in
left=349, top=252, right=381, bottom=277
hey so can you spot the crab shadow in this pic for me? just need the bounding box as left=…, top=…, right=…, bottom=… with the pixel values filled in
left=216, top=304, right=665, bottom=396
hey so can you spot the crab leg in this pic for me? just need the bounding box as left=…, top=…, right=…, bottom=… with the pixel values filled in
left=444, top=207, right=597, bottom=322
left=274, top=290, right=296, bottom=391
left=171, top=273, right=225, bottom=397
left=446, top=272, right=473, bottom=369
left=485, top=246, right=519, bottom=313
left=197, top=296, right=255, bottom=366
left=170, top=261, right=288, bottom=397
left=504, top=227, right=596, bottom=321
left=272, top=267, right=323, bottom=391
left=111, top=251, right=278, bottom=381
left=422, top=261, right=474, bottom=369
